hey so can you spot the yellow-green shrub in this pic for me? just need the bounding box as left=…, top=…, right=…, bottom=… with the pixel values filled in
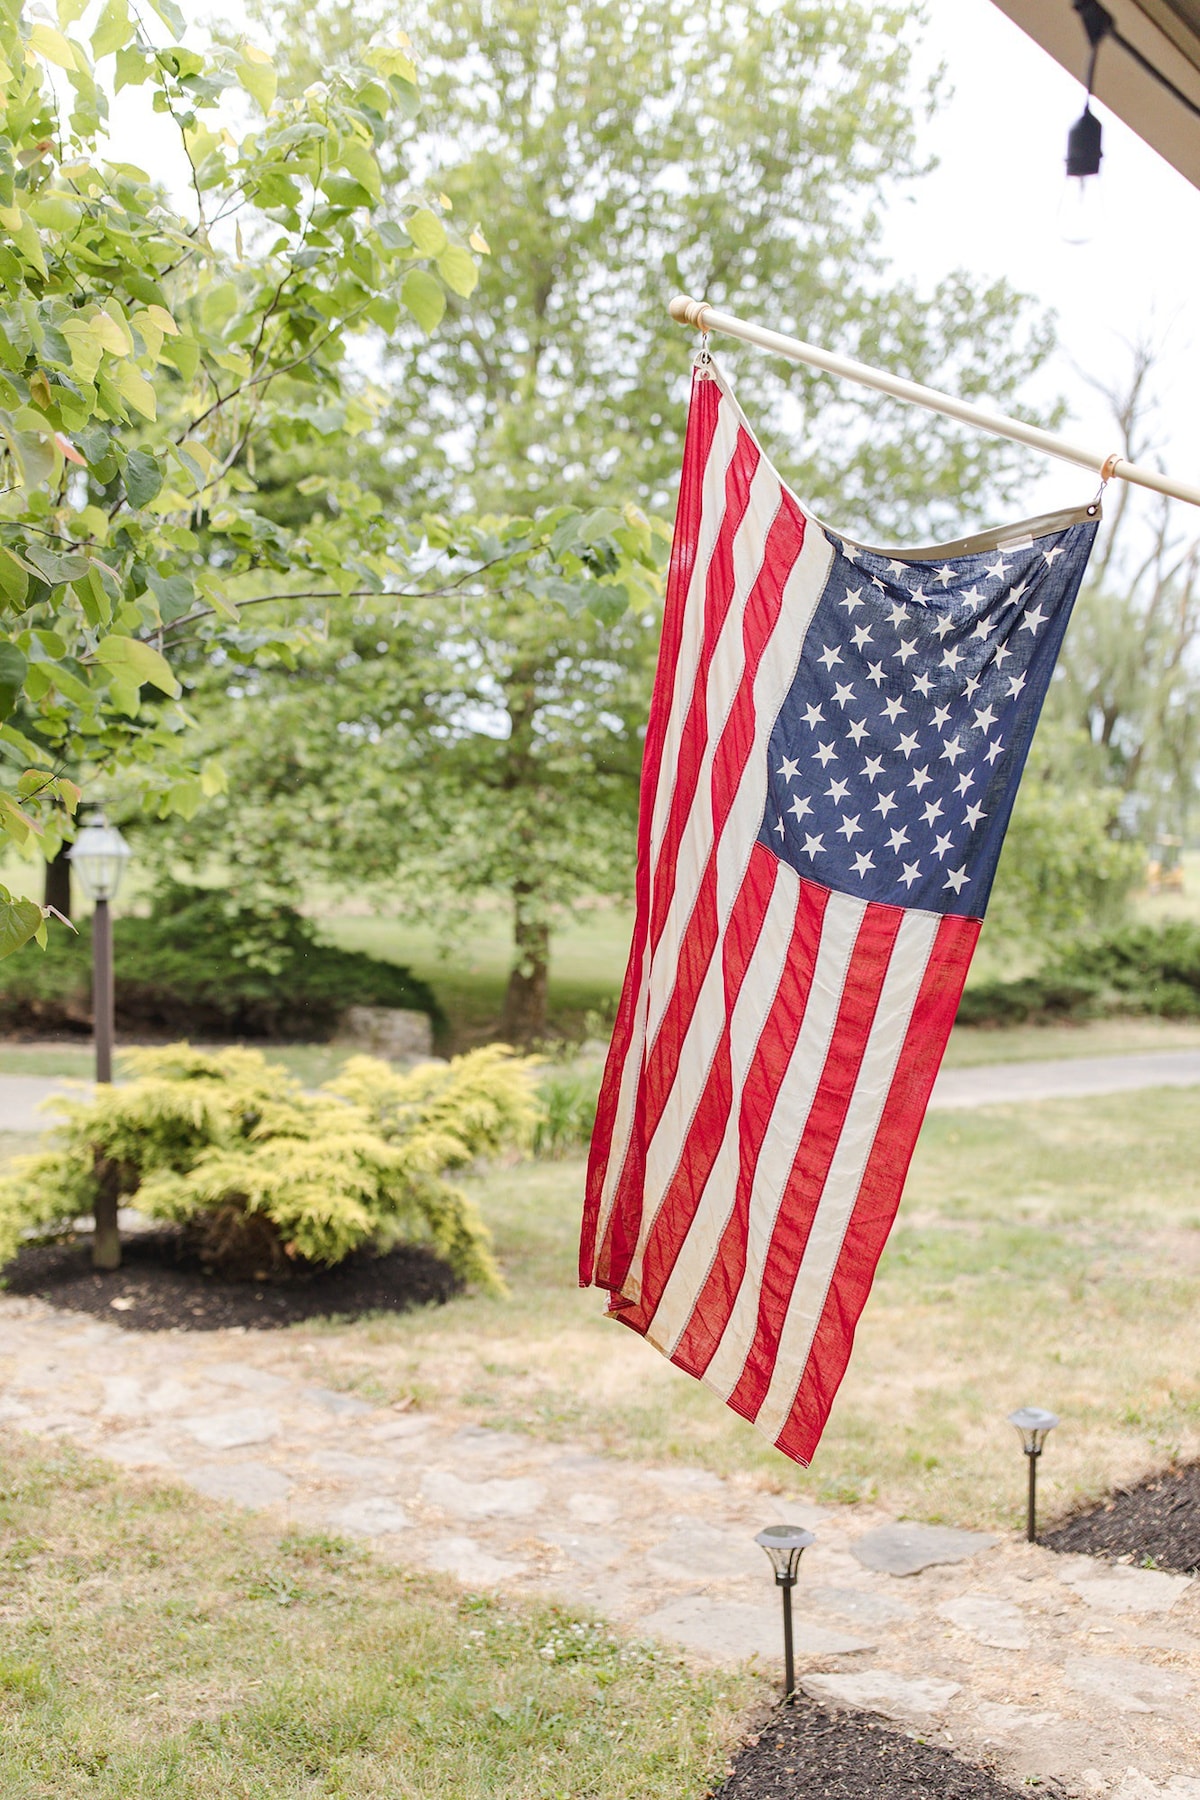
left=0, top=1045, right=539, bottom=1290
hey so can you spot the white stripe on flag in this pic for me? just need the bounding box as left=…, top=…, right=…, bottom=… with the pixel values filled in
left=629, top=856, right=793, bottom=1310
left=753, top=906, right=941, bottom=1441
left=647, top=884, right=865, bottom=1369
left=642, top=508, right=834, bottom=1223
left=647, top=453, right=782, bottom=1045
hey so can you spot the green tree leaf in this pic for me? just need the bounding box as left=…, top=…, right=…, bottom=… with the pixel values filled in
left=123, top=448, right=163, bottom=508
left=405, top=208, right=447, bottom=256
left=237, top=45, right=277, bottom=115
left=94, top=635, right=181, bottom=698
left=436, top=245, right=477, bottom=298
left=400, top=269, right=446, bottom=334
left=0, top=887, right=44, bottom=961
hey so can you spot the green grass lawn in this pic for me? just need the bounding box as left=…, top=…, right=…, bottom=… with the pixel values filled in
left=0, top=1437, right=755, bottom=1799
left=318, top=902, right=632, bottom=1048
left=301, top=1084, right=1200, bottom=1538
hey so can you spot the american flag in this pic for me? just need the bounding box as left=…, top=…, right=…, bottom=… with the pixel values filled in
left=579, top=361, right=1098, bottom=1466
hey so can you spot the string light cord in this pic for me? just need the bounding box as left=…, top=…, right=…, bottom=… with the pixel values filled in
left=1074, top=0, right=1200, bottom=125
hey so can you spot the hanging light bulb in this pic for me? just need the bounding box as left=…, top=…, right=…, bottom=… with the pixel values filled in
left=1058, top=1, right=1111, bottom=246
left=1059, top=103, right=1104, bottom=244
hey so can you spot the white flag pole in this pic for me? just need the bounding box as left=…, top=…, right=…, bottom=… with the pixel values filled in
left=668, top=296, right=1200, bottom=513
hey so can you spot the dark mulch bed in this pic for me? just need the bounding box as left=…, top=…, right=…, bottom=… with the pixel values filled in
left=713, top=1699, right=1021, bottom=1799
left=1, top=1228, right=461, bottom=1331
left=1041, top=1462, right=1200, bottom=1574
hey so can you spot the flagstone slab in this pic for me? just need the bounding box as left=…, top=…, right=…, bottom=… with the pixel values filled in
left=1061, top=1562, right=1194, bottom=1615
left=807, top=1584, right=918, bottom=1627
left=421, top=1534, right=527, bottom=1585
left=185, top=1461, right=292, bottom=1509
left=641, top=1595, right=872, bottom=1664
left=801, top=1669, right=962, bottom=1720
left=367, top=1415, right=433, bottom=1444
left=851, top=1522, right=999, bottom=1576
left=332, top=1496, right=412, bottom=1537
left=420, top=1469, right=545, bottom=1520
left=103, top=1430, right=177, bottom=1469
left=201, top=1360, right=291, bottom=1397
left=567, top=1490, right=622, bottom=1526
left=647, top=1518, right=765, bottom=1583
left=306, top=1449, right=402, bottom=1482
left=180, top=1406, right=280, bottom=1450
left=539, top=1527, right=627, bottom=1570
left=939, top=1593, right=1030, bottom=1649
left=300, top=1385, right=372, bottom=1418
left=1064, top=1656, right=1195, bottom=1714
left=973, top=1701, right=1063, bottom=1738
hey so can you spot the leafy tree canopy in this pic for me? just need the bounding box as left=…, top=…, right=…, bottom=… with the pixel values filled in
left=254, top=0, right=1057, bottom=535
left=0, top=0, right=481, bottom=953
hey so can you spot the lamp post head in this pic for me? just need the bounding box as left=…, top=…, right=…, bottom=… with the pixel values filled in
left=67, top=814, right=132, bottom=904
left=1009, top=1407, right=1059, bottom=1456
left=755, top=1523, right=815, bottom=1587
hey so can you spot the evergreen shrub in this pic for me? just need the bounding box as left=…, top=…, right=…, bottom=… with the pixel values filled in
left=0, top=1043, right=538, bottom=1286
left=0, top=883, right=442, bottom=1040
left=956, top=921, right=1200, bottom=1026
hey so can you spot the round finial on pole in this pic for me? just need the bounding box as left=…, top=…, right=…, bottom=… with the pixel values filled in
left=668, top=294, right=712, bottom=330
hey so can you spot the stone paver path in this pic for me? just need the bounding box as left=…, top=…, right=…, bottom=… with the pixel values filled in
left=3, top=1295, right=1198, bottom=1796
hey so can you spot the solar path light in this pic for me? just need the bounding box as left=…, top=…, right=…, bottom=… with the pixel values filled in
left=68, top=815, right=132, bottom=1271
left=755, top=1523, right=814, bottom=1701
left=1008, top=1407, right=1059, bottom=1543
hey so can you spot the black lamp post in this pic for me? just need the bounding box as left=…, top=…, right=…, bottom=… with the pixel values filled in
left=1008, top=1407, right=1059, bottom=1543
left=755, top=1523, right=814, bottom=1701
left=68, top=815, right=132, bottom=1271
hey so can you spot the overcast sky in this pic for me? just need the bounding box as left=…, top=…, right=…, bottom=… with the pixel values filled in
left=885, top=0, right=1200, bottom=528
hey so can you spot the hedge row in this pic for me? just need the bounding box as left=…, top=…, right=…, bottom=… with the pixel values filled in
left=0, top=883, right=441, bottom=1041
left=957, top=922, right=1200, bottom=1027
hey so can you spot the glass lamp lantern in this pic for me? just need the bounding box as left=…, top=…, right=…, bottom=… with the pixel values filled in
left=755, top=1524, right=815, bottom=1701
left=1008, top=1407, right=1059, bottom=1542
left=68, top=816, right=132, bottom=903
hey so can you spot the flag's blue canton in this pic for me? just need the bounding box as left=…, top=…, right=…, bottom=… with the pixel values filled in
left=758, top=519, right=1097, bottom=917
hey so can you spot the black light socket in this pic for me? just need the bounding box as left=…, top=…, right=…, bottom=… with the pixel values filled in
left=1066, top=104, right=1103, bottom=177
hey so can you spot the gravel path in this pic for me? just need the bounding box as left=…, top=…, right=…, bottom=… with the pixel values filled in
left=2, top=1296, right=1198, bottom=1796
left=929, top=1048, right=1200, bottom=1110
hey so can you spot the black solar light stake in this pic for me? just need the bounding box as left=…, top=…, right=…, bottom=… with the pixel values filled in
left=754, top=1524, right=815, bottom=1701
left=1008, top=1408, right=1059, bottom=1542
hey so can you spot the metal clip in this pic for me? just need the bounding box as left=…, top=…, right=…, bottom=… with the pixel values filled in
left=693, top=331, right=713, bottom=379
left=1087, top=452, right=1121, bottom=517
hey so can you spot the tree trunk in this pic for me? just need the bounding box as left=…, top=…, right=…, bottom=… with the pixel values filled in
left=44, top=842, right=71, bottom=920
left=501, top=885, right=550, bottom=1045
left=92, top=1151, right=122, bottom=1271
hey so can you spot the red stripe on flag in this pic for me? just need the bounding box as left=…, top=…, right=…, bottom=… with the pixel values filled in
left=641, top=490, right=806, bottom=1137
left=647, top=427, right=759, bottom=955
left=598, top=492, right=807, bottom=1292
left=774, top=910, right=980, bottom=1464
left=725, top=902, right=905, bottom=1421
left=664, top=875, right=832, bottom=1374
left=580, top=374, right=720, bottom=1285
left=613, top=843, right=782, bottom=1335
